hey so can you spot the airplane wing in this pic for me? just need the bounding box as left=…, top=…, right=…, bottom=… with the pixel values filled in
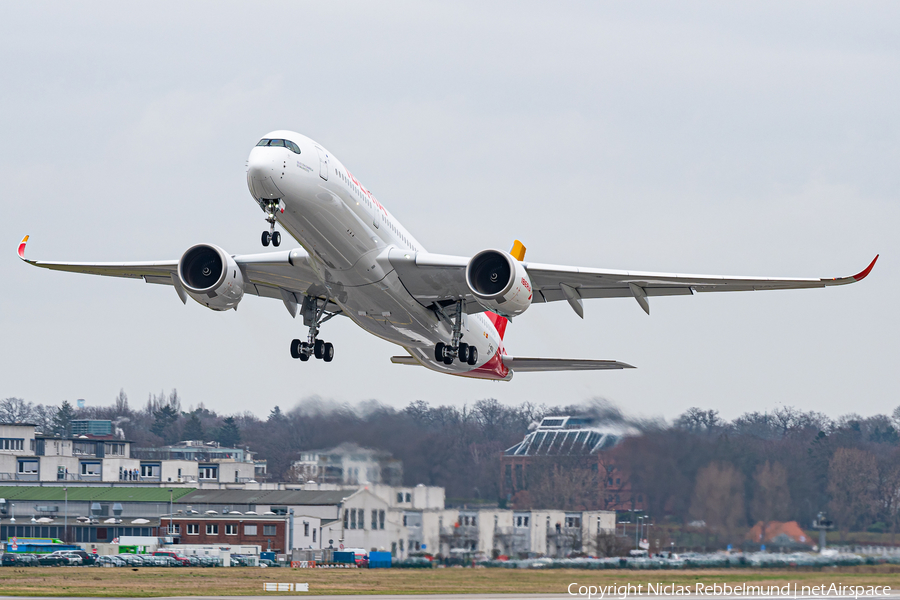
left=390, top=354, right=633, bottom=372
left=16, top=235, right=334, bottom=311
left=388, top=248, right=878, bottom=317
left=500, top=356, right=635, bottom=372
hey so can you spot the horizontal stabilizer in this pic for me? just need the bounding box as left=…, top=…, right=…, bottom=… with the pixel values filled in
left=501, top=355, right=635, bottom=372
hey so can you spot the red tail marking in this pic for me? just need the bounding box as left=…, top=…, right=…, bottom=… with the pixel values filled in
left=486, top=311, right=508, bottom=340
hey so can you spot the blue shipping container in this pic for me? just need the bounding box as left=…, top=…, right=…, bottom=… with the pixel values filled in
left=368, top=551, right=391, bottom=569
left=333, top=551, right=356, bottom=564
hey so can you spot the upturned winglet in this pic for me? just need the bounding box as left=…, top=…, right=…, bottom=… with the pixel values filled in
left=17, top=235, right=30, bottom=261
left=851, top=255, right=879, bottom=282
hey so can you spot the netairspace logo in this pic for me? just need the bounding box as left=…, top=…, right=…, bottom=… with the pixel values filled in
left=567, top=583, right=893, bottom=599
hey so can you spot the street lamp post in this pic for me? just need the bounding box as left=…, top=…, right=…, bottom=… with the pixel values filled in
left=64, top=487, right=68, bottom=543
left=168, top=489, right=173, bottom=537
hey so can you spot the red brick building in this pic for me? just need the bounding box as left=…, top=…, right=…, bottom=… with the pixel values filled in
left=169, top=514, right=289, bottom=552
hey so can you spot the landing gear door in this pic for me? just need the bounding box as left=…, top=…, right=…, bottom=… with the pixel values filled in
left=316, top=148, right=329, bottom=181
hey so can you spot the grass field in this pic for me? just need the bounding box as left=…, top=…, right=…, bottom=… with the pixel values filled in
left=0, top=566, right=898, bottom=597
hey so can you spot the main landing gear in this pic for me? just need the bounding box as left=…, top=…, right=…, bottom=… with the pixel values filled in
left=433, top=299, right=478, bottom=366
left=290, top=296, right=340, bottom=363
left=261, top=199, right=282, bottom=247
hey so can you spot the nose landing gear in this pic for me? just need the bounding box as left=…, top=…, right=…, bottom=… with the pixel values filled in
left=261, top=199, right=283, bottom=247
left=433, top=300, right=478, bottom=366
left=290, top=296, right=340, bottom=363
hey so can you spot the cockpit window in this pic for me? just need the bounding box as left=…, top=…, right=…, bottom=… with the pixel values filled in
left=255, top=138, right=301, bottom=154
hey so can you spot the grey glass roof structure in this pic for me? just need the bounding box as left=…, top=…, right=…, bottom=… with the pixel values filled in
left=504, top=416, right=624, bottom=456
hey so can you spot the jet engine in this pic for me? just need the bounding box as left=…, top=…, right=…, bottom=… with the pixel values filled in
left=465, top=249, right=533, bottom=317
left=177, top=244, right=245, bottom=311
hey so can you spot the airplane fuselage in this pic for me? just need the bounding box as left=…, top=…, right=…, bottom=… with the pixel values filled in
left=246, top=130, right=511, bottom=380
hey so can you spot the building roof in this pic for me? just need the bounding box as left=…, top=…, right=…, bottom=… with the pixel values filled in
left=178, top=489, right=351, bottom=506
left=504, top=415, right=630, bottom=456
left=0, top=486, right=194, bottom=502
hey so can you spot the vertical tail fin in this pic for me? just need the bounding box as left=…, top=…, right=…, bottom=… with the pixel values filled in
left=486, top=240, right=526, bottom=341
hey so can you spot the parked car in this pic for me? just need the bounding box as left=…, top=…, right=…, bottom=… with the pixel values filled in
left=116, top=554, right=143, bottom=566
left=15, top=554, right=41, bottom=567
left=152, top=550, right=190, bottom=566
left=50, top=551, right=82, bottom=565
left=62, top=549, right=96, bottom=566
left=1, top=553, right=17, bottom=567
left=38, top=554, right=69, bottom=566
left=97, top=555, right=126, bottom=567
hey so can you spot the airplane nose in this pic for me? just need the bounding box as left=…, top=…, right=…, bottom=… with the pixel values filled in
left=247, top=150, right=283, bottom=200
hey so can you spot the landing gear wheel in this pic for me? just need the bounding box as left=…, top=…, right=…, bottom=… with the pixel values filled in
left=434, top=342, right=445, bottom=363
left=272, top=231, right=281, bottom=247
left=314, top=339, right=325, bottom=359
left=467, top=346, right=478, bottom=365
left=443, top=354, right=454, bottom=366
left=290, top=338, right=302, bottom=359
left=298, top=342, right=310, bottom=361
left=261, top=231, right=271, bottom=247
left=458, top=343, right=469, bottom=364
left=323, top=342, right=334, bottom=362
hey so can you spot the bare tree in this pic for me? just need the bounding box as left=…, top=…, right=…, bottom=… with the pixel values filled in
left=0, top=397, right=34, bottom=423
left=828, top=447, right=879, bottom=538
left=751, top=461, right=791, bottom=523
left=689, top=462, right=745, bottom=544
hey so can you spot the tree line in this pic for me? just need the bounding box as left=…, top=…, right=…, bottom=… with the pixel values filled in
left=3, top=394, right=899, bottom=538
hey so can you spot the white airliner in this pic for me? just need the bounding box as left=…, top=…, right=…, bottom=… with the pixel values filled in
left=18, top=131, right=878, bottom=381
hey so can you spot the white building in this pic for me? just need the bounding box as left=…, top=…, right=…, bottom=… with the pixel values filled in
left=291, top=443, right=402, bottom=486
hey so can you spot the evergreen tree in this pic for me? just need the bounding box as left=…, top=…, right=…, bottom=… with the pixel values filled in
left=52, top=401, right=75, bottom=436
left=216, top=416, right=241, bottom=448
left=268, top=406, right=285, bottom=422
left=183, top=411, right=204, bottom=440
left=150, top=405, right=180, bottom=443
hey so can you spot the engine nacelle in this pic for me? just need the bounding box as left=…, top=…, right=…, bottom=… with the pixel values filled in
left=177, top=244, right=245, bottom=311
left=465, top=249, right=533, bottom=317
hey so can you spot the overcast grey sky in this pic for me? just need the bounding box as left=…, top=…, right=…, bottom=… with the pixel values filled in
left=1, top=2, right=897, bottom=422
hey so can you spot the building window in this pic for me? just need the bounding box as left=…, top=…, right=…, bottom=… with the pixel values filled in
left=396, top=492, right=403, bottom=503
left=73, top=442, right=95, bottom=456
left=303, top=522, right=310, bottom=537
left=140, top=464, right=160, bottom=478
left=402, top=515, right=407, bottom=526
left=199, top=466, right=218, bottom=480
left=206, top=524, right=218, bottom=535
left=244, top=524, right=257, bottom=535
left=312, top=528, right=316, bottom=543
left=405, top=493, right=411, bottom=503
left=17, top=460, right=38, bottom=474
left=565, top=516, right=581, bottom=528
left=343, top=509, right=349, bottom=529
left=371, top=510, right=378, bottom=530
left=105, top=443, right=125, bottom=456
left=80, top=462, right=101, bottom=476
left=225, top=524, right=237, bottom=535
left=0, top=438, right=24, bottom=451
left=349, top=508, right=357, bottom=529
left=357, top=510, right=364, bottom=530
left=379, top=510, right=385, bottom=530
left=187, top=524, right=199, bottom=535
left=263, top=525, right=277, bottom=536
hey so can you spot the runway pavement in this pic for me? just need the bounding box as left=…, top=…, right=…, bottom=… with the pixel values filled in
left=3, top=594, right=899, bottom=600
